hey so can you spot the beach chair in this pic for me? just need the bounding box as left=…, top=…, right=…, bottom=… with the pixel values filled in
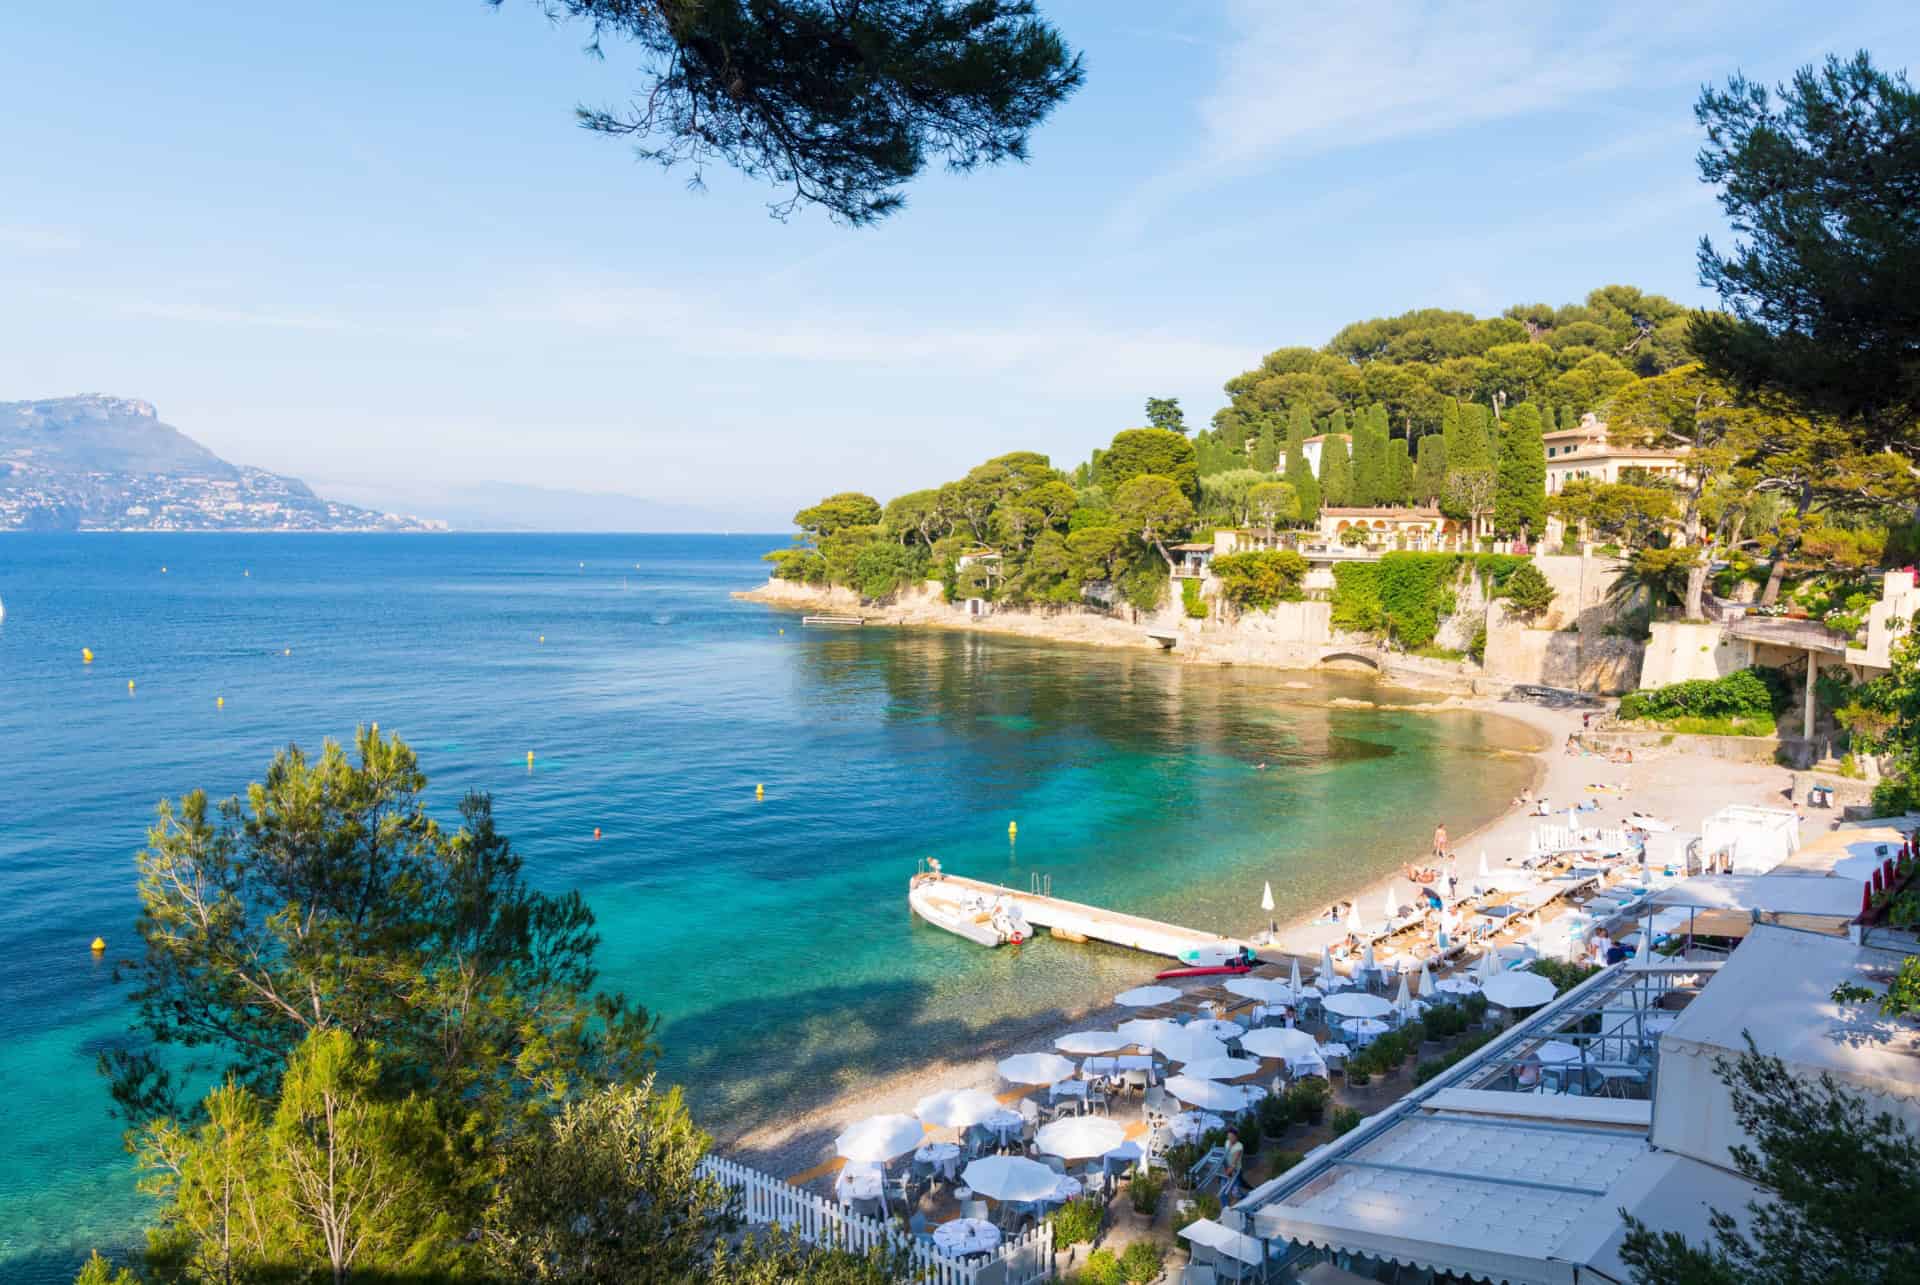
left=1188, top=1144, right=1224, bottom=1190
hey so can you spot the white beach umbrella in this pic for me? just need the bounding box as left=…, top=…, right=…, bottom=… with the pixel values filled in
left=1418, top=960, right=1437, bottom=998
left=1321, top=991, right=1392, bottom=1019
left=1261, top=881, right=1276, bottom=939
left=914, top=1089, right=1004, bottom=1129
left=1239, top=1026, right=1319, bottom=1062
left=1349, top=905, right=1369, bottom=936
left=1163, top=1074, right=1256, bottom=1113
left=1482, top=970, right=1557, bottom=1010
left=1383, top=885, right=1400, bottom=920
left=961, top=1154, right=1059, bottom=1203
left=1288, top=957, right=1304, bottom=997
left=1054, top=1030, right=1127, bottom=1055
left=1317, top=944, right=1336, bottom=985
left=1181, top=1217, right=1267, bottom=1268
left=1479, top=850, right=1490, bottom=877
left=1224, top=976, right=1291, bottom=1004
left=1475, top=948, right=1501, bottom=982
left=1115, top=984, right=1180, bottom=1007
left=835, top=1113, right=925, bottom=1164
left=1034, top=1115, right=1126, bottom=1160
left=997, top=1052, right=1077, bottom=1086
left=1157, top=1029, right=1229, bottom=1065
left=1180, top=1055, right=1262, bottom=1081
left=1360, top=943, right=1377, bottom=974
left=1392, top=972, right=1414, bottom=1015
left=1116, top=1017, right=1183, bottom=1048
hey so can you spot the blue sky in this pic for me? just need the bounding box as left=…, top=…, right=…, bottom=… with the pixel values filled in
left=3, top=1, right=1916, bottom=523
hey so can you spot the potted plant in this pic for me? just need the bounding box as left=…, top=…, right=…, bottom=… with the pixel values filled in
left=1127, top=1169, right=1164, bottom=1231
left=1287, top=1076, right=1329, bottom=1125
left=1120, top=1241, right=1166, bottom=1285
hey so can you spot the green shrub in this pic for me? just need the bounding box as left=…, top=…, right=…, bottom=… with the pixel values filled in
left=1412, top=644, right=1466, bottom=661
left=1873, top=778, right=1920, bottom=817
left=1233, top=1109, right=1263, bottom=1157
left=1163, top=1142, right=1201, bottom=1186
left=1666, top=715, right=1778, bottom=737
left=1256, top=1091, right=1294, bottom=1138
left=1501, top=561, right=1556, bottom=617
left=1181, top=577, right=1210, bottom=619
left=1270, top=1149, right=1305, bottom=1176
left=1212, top=550, right=1309, bottom=610
left=1050, top=1197, right=1103, bottom=1246
left=1330, top=1106, right=1363, bottom=1137
left=1174, top=1192, right=1221, bottom=1235
left=1617, top=667, right=1785, bottom=723
left=1413, top=1058, right=1447, bottom=1085
left=1468, top=622, right=1488, bottom=662
left=1119, top=1241, right=1165, bottom=1285
left=1528, top=959, right=1601, bottom=995
left=1286, top=1076, right=1330, bottom=1123
left=1074, top=1248, right=1125, bottom=1285
left=1128, top=1169, right=1164, bottom=1216
left=1346, top=1064, right=1371, bottom=1086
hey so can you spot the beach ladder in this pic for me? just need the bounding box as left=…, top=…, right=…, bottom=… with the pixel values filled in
left=1028, top=872, right=1052, bottom=898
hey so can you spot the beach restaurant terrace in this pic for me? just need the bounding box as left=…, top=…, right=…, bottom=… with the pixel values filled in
left=1240, top=962, right=1720, bottom=1283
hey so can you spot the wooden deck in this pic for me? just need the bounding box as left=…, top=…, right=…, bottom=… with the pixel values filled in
left=917, top=872, right=1251, bottom=961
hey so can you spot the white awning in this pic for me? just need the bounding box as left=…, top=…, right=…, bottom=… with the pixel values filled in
left=1651, top=924, right=1920, bottom=1170
left=1560, top=1151, right=1767, bottom=1284
left=1699, top=805, right=1800, bottom=873
left=1649, top=874, right=1863, bottom=920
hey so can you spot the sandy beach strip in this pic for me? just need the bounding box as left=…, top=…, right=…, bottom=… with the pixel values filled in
left=713, top=699, right=1798, bottom=1187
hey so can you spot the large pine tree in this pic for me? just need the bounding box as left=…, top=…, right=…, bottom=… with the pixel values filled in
left=1494, top=402, right=1548, bottom=537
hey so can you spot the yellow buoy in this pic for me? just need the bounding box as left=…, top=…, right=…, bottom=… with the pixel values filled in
left=283, top=648, right=291, bottom=656
left=778, top=628, right=784, bottom=635
left=539, top=634, right=545, bottom=644
left=216, top=696, right=224, bottom=708
left=526, top=750, right=535, bottom=768
left=82, top=648, right=93, bottom=663
left=755, top=783, right=765, bottom=799
left=90, top=937, right=106, bottom=953
left=1008, top=820, right=1018, bottom=839
left=127, top=679, right=135, bottom=693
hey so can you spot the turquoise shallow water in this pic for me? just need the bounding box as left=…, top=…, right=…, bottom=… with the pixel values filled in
left=0, top=534, right=1534, bottom=1280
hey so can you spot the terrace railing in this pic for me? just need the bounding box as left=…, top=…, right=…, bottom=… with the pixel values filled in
left=697, top=1154, right=1055, bottom=1285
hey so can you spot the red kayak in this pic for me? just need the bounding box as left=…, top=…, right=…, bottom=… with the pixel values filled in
left=1154, top=960, right=1256, bottom=979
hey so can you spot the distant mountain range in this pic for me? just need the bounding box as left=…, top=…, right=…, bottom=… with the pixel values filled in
left=0, top=396, right=443, bottom=532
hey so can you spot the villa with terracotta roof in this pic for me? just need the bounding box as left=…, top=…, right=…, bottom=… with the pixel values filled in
left=1545, top=413, right=1690, bottom=495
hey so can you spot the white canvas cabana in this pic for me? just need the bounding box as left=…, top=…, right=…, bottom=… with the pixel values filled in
left=1698, top=805, right=1800, bottom=874
left=1652, top=924, right=1920, bottom=1170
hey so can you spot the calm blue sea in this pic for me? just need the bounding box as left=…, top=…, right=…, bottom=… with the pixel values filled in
left=0, top=534, right=1534, bottom=1279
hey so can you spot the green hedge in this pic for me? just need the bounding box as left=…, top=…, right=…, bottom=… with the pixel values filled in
left=1212, top=550, right=1308, bottom=610
left=1182, top=577, right=1210, bottom=619
left=1331, top=553, right=1525, bottom=649
left=1616, top=667, right=1786, bottom=723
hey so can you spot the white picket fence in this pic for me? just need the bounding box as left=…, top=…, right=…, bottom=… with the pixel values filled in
left=698, top=1154, right=1055, bottom=1284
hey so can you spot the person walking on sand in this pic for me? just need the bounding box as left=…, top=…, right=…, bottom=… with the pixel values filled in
left=1432, top=823, right=1449, bottom=860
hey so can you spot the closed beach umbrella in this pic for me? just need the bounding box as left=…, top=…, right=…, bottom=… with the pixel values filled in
left=1054, top=1030, right=1126, bottom=1055
left=1349, top=904, right=1369, bottom=936
left=997, top=1052, right=1077, bottom=1086
left=1181, top=1055, right=1261, bottom=1081
left=1383, top=885, right=1399, bottom=920
left=1483, top=970, right=1557, bottom=1010
left=835, top=1113, right=924, bottom=1164
left=1361, top=943, right=1377, bottom=974
left=1115, top=984, right=1180, bottom=1007
left=914, top=1089, right=1003, bottom=1129
left=1035, top=1115, right=1126, bottom=1160
left=1224, top=977, right=1290, bottom=1004
left=1288, top=957, right=1304, bottom=998
left=1117, top=1017, right=1183, bottom=1048
left=1392, top=973, right=1413, bottom=1015
left=1321, top=991, right=1392, bottom=1020
left=1157, top=1029, right=1229, bottom=1065
left=1262, top=881, right=1276, bottom=939
left=962, top=1154, right=1059, bottom=1203
left=1163, top=1074, right=1256, bottom=1113
left=1317, top=944, right=1335, bottom=985
left=1239, top=1026, right=1319, bottom=1062
left=1479, top=850, right=1490, bottom=878
left=1418, top=960, right=1436, bottom=997
left=1475, top=948, right=1501, bottom=982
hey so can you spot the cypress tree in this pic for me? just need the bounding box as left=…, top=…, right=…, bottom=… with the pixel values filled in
left=1317, top=430, right=1353, bottom=507
left=1284, top=433, right=1320, bottom=524
left=1413, top=433, right=1448, bottom=505
left=1438, top=399, right=1463, bottom=468
left=1350, top=407, right=1383, bottom=506
left=1386, top=436, right=1412, bottom=506
left=1494, top=402, right=1548, bottom=537
left=1251, top=415, right=1282, bottom=472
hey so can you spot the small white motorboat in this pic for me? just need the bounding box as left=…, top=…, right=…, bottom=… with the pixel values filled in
left=909, top=873, right=1031, bottom=947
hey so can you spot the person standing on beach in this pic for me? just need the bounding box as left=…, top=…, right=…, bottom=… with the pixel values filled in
left=1432, top=823, right=1449, bottom=860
